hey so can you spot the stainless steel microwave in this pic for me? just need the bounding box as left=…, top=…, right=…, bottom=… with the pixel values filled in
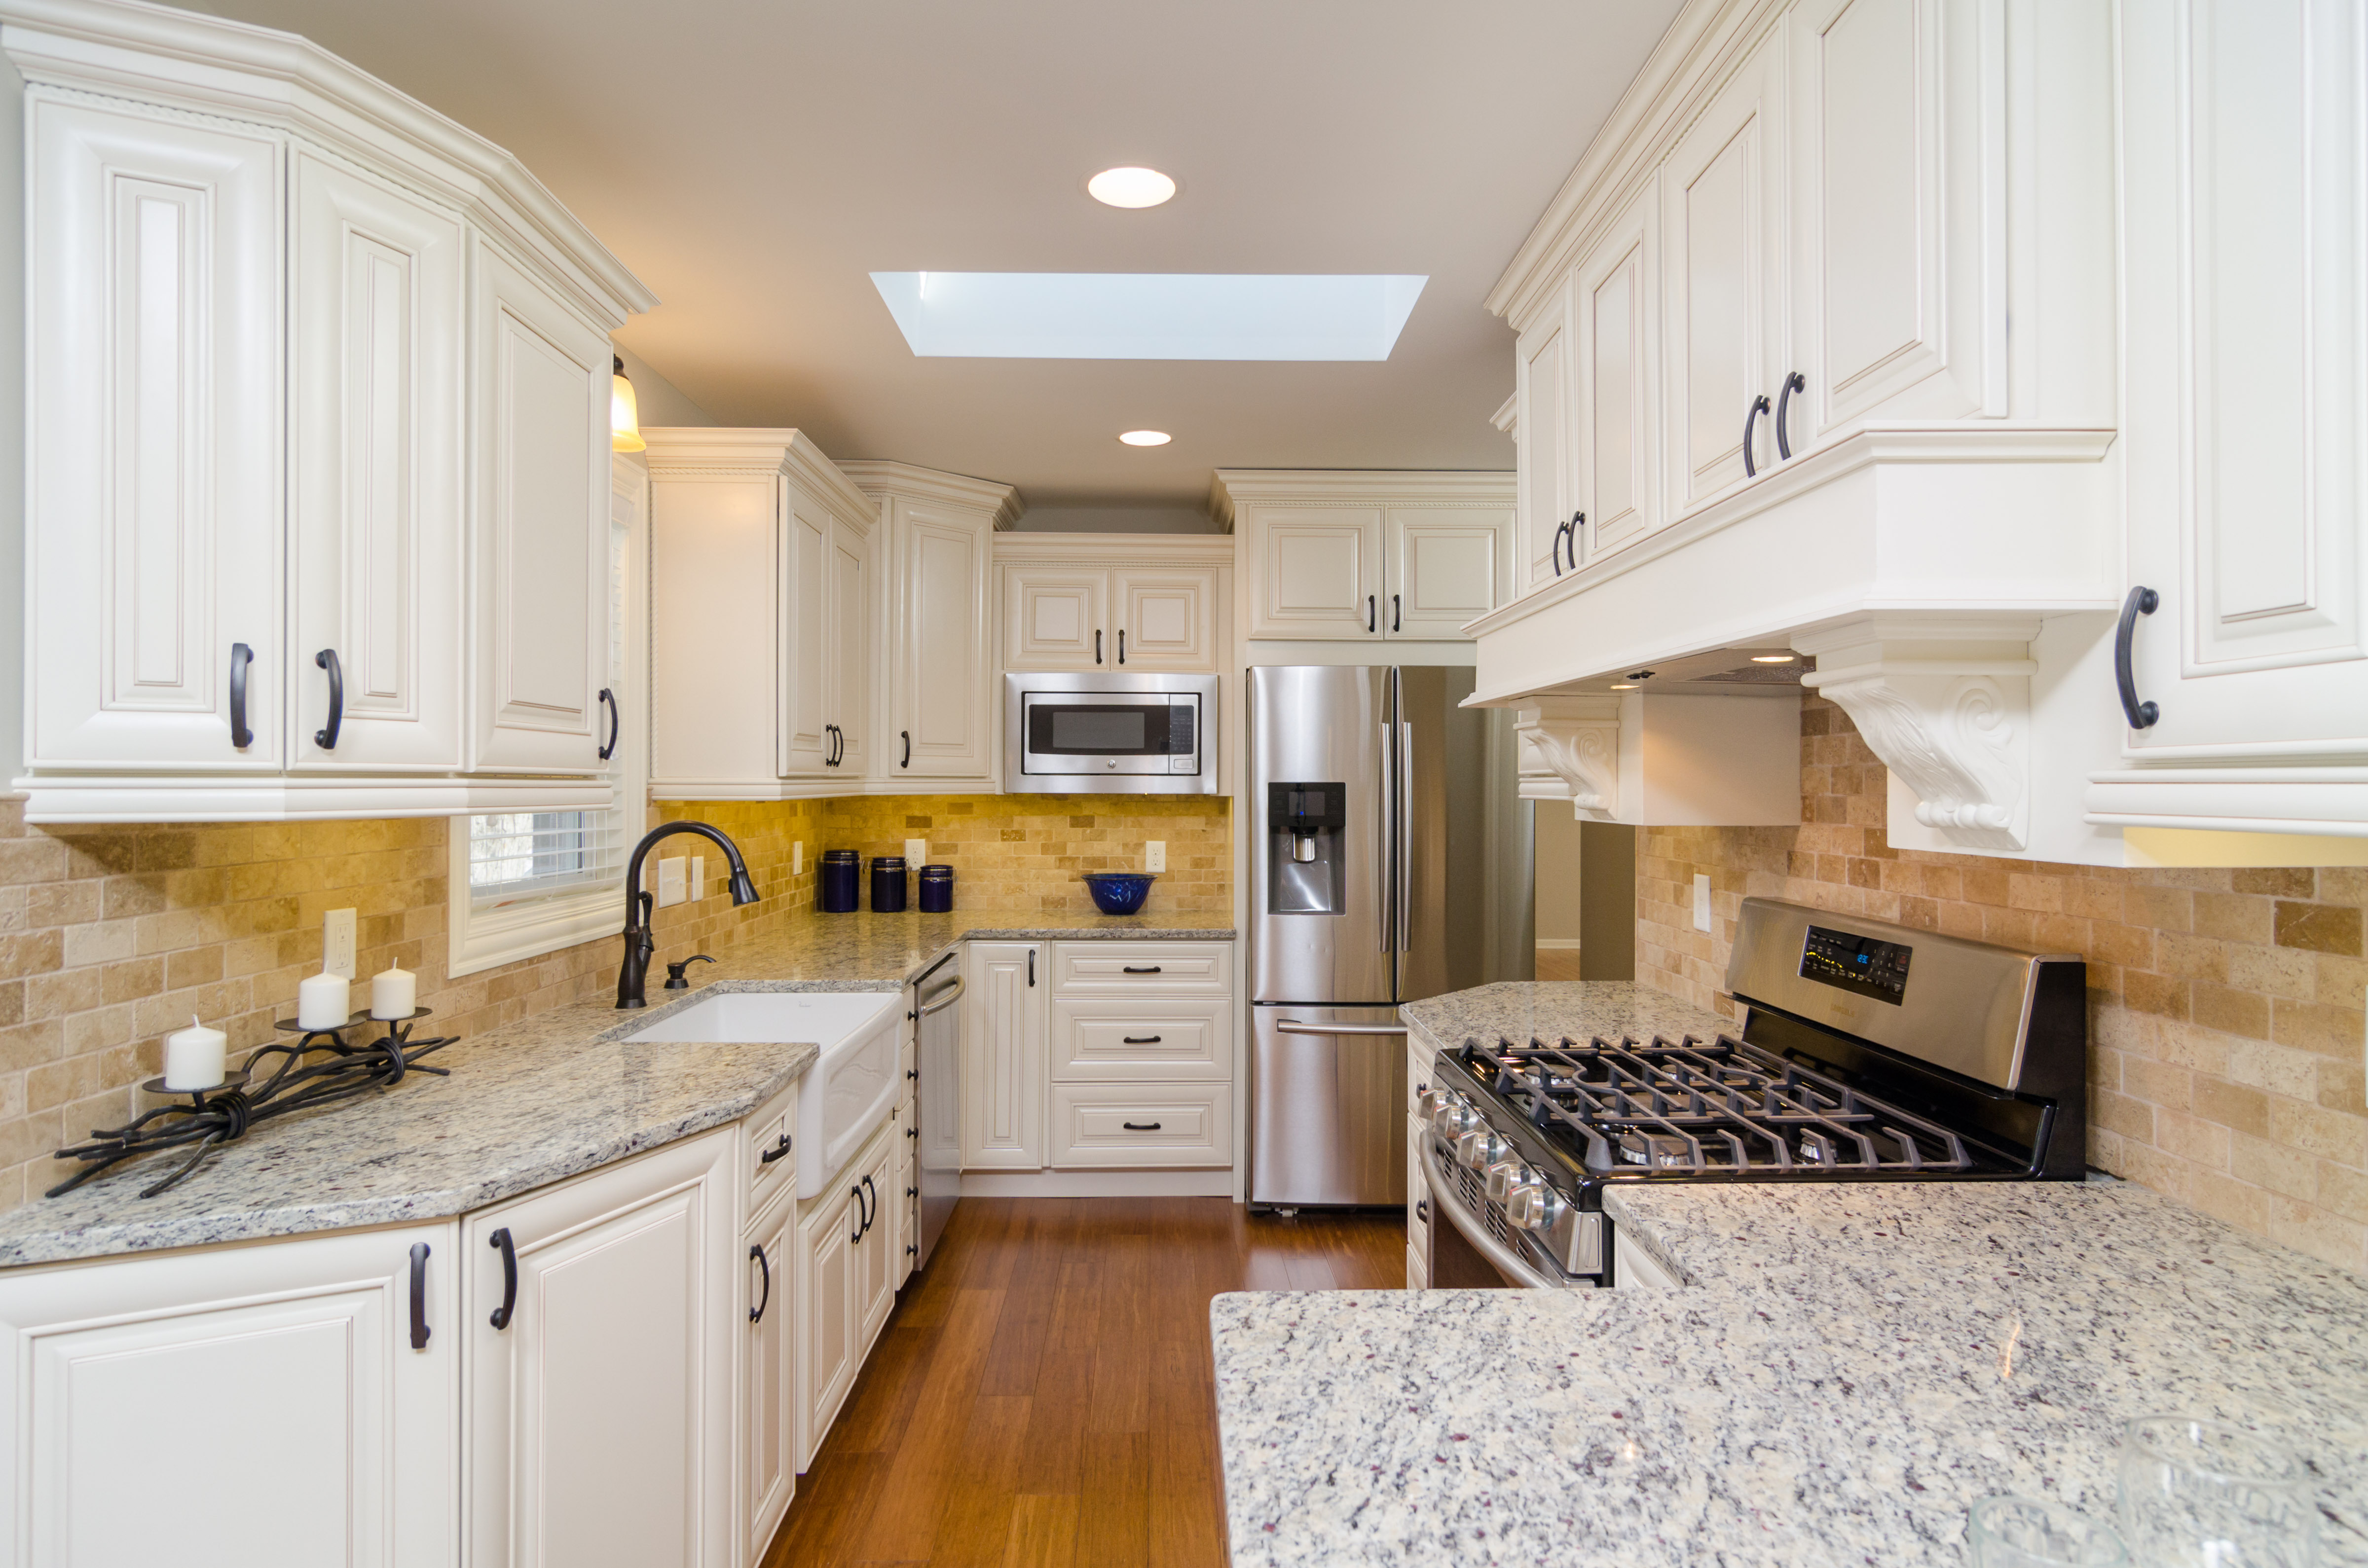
left=1003, top=672, right=1220, bottom=794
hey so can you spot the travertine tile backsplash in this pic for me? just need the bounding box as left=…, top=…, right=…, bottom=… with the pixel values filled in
left=1637, top=694, right=2368, bottom=1274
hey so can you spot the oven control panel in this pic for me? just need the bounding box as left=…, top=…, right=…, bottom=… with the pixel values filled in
left=1799, top=924, right=1912, bottom=1005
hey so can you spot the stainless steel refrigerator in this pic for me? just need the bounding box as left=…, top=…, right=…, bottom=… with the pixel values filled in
left=1247, top=665, right=1532, bottom=1209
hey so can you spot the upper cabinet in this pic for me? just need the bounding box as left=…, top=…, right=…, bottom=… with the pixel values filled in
left=1213, top=473, right=1514, bottom=643
left=645, top=430, right=882, bottom=799
left=9, top=0, right=654, bottom=822
left=994, top=537, right=1232, bottom=672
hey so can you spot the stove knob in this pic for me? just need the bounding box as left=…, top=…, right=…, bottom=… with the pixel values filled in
left=1455, top=1129, right=1504, bottom=1170
left=1483, top=1158, right=1532, bottom=1204
left=1431, top=1097, right=1478, bottom=1138
left=1506, top=1183, right=1564, bottom=1233
left=1415, top=1089, right=1450, bottom=1122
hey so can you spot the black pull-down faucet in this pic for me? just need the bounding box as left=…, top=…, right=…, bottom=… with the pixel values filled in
left=615, top=822, right=759, bottom=1009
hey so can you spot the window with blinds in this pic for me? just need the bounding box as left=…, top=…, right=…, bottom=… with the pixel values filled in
left=464, top=811, right=627, bottom=906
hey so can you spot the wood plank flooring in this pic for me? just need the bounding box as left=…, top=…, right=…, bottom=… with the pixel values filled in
left=763, top=1198, right=1406, bottom=1568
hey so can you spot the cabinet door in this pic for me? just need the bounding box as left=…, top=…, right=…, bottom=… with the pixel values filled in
left=1003, top=566, right=1110, bottom=670
left=962, top=941, right=1045, bottom=1170
left=651, top=471, right=781, bottom=791
left=469, top=238, right=611, bottom=774
left=1385, top=507, right=1509, bottom=637
left=744, top=1187, right=796, bottom=1568
left=778, top=486, right=831, bottom=776
left=854, top=1138, right=897, bottom=1349
left=1514, top=288, right=1574, bottom=593
left=1573, top=182, right=1662, bottom=560
left=1249, top=507, right=1385, bottom=638
left=0, top=1221, right=457, bottom=1568
left=894, top=502, right=992, bottom=777
left=827, top=514, right=871, bottom=775
left=2119, top=0, right=2368, bottom=760
left=25, top=97, right=284, bottom=772
left=466, top=1130, right=736, bottom=1568
left=1661, top=33, right=1787, bottom=515
left=796, top=1181, right=859, bottom=1471
left=290, top=147, right=466, bottom=772
left=1113, top=567, right=1220, bottom=670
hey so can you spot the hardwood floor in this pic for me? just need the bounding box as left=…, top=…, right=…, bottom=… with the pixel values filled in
left=763, top=1197, right=1406, bottom=1568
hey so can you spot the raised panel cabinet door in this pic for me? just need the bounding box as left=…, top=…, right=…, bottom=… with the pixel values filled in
left=1250, top=507, right=1385, bottom=638
left=1573, top=182, right=1663, bottom=560
left=827, top=515, right=872, bottom=774
left=1661, top=33, right=1788, bottom=516
left=0, top=1221, right=458, bottom=1568
left=962, top=941, right=1046, bottom=1170
left=779, top=487, right=831, bottom=776
left=290, top=147, right=466, bottom=772
left=25, top=95, right=285, bottom=771
left=1385, top=507, right=1511, bottom=637
left=1112, top=567, right=1220, bottom=670
left=855, top=1136, right=897, bottom=1348
left=1003, top=566, right=1110, bottom=670
left=795, top=1180, right=858, bottom=1471
left=895, top=503, right=992, bottom=777
left=1789, top=0, right=1979, bottom=440
left=743, top=1187, right=796, bottom=1568
left=2119, top=0, right=2368, bottom=760
left=466, top=1130, right=737, bottom=1568
left=650, top=471, right=781, bottom=791
left=469, top=238, right=610, bottom=774
left=1515, top=287, right=1574, bottom=591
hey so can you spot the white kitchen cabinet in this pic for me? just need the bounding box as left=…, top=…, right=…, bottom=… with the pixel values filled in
left=794, top=1116, right=894, bottom=1470
left=1660, top=28, right=1787, bottom=515
left=1245, top=507, right=1384, bottom=638
left=1046, top=1083, right=1233, bottom=1168
left=1570, top=181, right=1661, bottom=562
left=1003, top=566, right=1111, bottom=669
left=1386, top=508, right=1510, bottom=636
left=996, top=547, right=1229, bottom=674
left=465, top=1129, right=738, bottom=1568
left=1114, top=568, right=1222, bottom=669
left=743, top=1184, right=796, bottom=1568
left=290, top=147, right=467, bottom=773
left=962, top=941, right=1046, bottom=1171
left=0, top=1221, right=458, bottom=1568
left=1514, top=290, right=1574, bottom=595
left=1215, top=474, right=1516, bottom=643
left=822, top=506, right=872, bottom=777
left=8, top=5, right=651, bottom=821
left=853, top=1131, right=897, bottom=1347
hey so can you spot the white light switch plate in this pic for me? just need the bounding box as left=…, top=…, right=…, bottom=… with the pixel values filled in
left=1146, top=840, right=1166, bottom=873
left=905, top=837, right=928, bottom=866
left=656, top=856, right=687, bottom=908
left=1693, top=874, right=1712, bottom=933
left=793, top=842, right=804, bottom=874
left=323, top=908, right=357, bottom=980
left=690, top=856, right=706, bottom=902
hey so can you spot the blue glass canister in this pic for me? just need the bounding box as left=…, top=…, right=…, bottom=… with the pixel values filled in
left=917, top=863, right=955, bottom=913
left=818, top=850, right=860, bottom=913
left=869, top=855, right=909, bottom=913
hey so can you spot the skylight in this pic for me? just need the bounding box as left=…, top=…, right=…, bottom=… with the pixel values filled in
left=869, top=272, right=1427, bottom=361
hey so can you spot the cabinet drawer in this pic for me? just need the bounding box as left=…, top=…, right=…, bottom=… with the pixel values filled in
left=746, top=1082, right=797, bottom=1209
left=1051, top=941, right=1232, bottom=996
left=1051, top=998, right=1232, bottom=1082
left=1047, top=1083, right=1233, bottom=1168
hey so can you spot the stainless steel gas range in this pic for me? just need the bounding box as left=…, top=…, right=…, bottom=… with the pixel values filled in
left=1416, top=898, right=2089, bottom=1289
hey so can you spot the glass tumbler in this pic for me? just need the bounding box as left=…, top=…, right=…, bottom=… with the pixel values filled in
left=2117, top=1417, right=2317, bottom=1568
left=1969, top=1496, right=2128, bottom=1568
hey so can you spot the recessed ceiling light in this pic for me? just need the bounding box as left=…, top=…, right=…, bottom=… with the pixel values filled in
left=1608, top=683, right=1639, bottom=691
left=1087, top=166, right=1177, bottom=209
left=1118, top=430, right=1171, bottom=447
left=1751, top=654, right=1796, bottom=663
left=867, top=272, right=1427, bottom=361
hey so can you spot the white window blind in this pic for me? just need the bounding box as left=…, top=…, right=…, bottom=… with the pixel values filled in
left=465, top=811, right=627, bottom=906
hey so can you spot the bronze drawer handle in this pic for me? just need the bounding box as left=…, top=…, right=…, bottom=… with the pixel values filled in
left=1122, top=1034, right=1162, bottom=1044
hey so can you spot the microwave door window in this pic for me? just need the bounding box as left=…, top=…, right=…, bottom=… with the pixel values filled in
left=1030, top=704, right=1167, bottom=756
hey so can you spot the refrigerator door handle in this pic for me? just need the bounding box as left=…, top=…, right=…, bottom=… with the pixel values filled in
left=1397, top=719, right=1414, bottom=953
left=1376, top=685, right=1396, bottom=956
left=1276, top=1020, right=1409, bottom=1036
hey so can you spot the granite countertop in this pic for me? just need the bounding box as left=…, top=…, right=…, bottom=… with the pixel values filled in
left=1214, top=982, right=2368, bottom=1568
left=0, top=908, right=1234, bottom=1269
left=1399, top=979, right=1739, bottom=1057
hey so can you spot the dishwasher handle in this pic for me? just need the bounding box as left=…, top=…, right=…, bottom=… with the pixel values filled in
left=917, top=975, right=966, bottom=1017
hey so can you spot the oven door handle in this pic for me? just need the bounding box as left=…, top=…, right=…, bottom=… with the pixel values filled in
left=1416, top=1136, right=1567, bottom=1290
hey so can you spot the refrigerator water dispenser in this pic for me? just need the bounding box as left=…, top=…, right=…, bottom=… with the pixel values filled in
left=1266, top=782, right=1345, bottom=914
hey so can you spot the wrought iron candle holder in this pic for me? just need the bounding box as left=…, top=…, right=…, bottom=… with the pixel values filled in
left=47, top=1009, right=454, bottom=1200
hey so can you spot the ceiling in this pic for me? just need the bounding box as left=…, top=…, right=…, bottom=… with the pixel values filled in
left=191, top=0, right=1685, bottom=509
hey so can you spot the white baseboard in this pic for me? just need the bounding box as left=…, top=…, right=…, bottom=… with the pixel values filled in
left=961, top=1168, right=1237, bottom=1198
left=1535, top=939, right=1583, bottom=950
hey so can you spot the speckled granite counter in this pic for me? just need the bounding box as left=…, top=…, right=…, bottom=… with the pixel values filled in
left=0, top=908, right=1232, bottom=1269
left=1399, top=979, right=1739, bottom=1061
left=1215, top=983, right=2368, bottom=1568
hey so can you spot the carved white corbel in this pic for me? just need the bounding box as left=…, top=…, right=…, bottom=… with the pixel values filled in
left=1514, top=696, right=1621, bottom=820
left=1795, top=619, right=2040, bottom=852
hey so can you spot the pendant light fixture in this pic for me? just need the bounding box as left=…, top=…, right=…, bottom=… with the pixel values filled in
left=610, top=354, right=645, bottom=452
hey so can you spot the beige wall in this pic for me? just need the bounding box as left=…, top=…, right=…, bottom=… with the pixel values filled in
left=1640, top=694, right=2368, bottom=1275
left=1534, top=805, right=1584, bottom=944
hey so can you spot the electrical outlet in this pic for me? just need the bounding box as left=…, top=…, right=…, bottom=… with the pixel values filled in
left=690, top=855, right=706, bottom=902
left=323, top=908, right=357, bottom=980
left=793, top=841, right=804, bottom=875
left=656, top=856, right=687, bottom=909
left=1145, top=840, right=1166, bottom=873
left=905, top=837, right=928, bottom=866
left=1692, top=874, right=1713, bottom=933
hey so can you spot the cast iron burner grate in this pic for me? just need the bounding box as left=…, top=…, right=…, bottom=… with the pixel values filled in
left=1462, top=1033, right=1973, bottom=1177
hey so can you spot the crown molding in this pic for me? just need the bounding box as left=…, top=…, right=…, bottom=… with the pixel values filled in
left=1490, top=392, right=1519, bottom=435
left=835, top=460, right=1024, bottom=530
left=639, top=427, right=876, bottom=523
left=1208, top=469, right=1516, bottom=529
left=989, top=531, right=1235, bottom=567
left=0, top=0, right=656, bottom=323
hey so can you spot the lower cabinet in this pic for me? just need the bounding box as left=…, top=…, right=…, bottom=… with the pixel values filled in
left=0, top=1220, right=459, bottom=1568
left=743, top=1183, right=797, bottom=1568
left=465, top=1128, right=738, bottom=1568
left=962, top=941, right=1046, bottom=1170
left=795, top=1116, right=897, bottom=1472
left=1046, top=1082, right=1233, bottom=1167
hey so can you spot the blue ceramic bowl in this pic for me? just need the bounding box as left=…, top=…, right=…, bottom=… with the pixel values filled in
left=1081, top=872, right=1158, bottom=916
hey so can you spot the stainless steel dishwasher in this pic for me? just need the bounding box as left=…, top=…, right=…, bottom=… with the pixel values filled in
left=912, top=953, right=964, bottom=1268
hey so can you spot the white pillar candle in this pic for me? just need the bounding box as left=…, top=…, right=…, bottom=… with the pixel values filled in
left=370, top=966, right=416, bottom=1020
left=163, top=1016, right=227, bottom=1091
left=297, top=971, right=351, bottom=1030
